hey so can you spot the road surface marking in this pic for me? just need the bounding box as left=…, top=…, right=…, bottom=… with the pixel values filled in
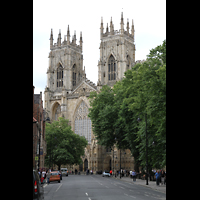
left=88, top=198, right=91, bottom=200
left=43, top=184, right=47, bottom=188
left=145, top=194, right=149, bottom=197
left=120, top=186, right=124, bottom=189
left=86, top=193, right=88, bottom=196
left=105, top=186, right=109, bottom=188
left=55, top=183, right=62, bottom=192
left=124, top=193, right=136, bottom=198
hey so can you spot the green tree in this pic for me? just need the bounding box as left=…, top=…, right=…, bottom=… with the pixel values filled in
left=88, top=85, right=117, bottom=148
left=45, top=117, right=88, bottom=170
left=88, top=40, right=166, bottom=170
left=125, top=40, right=166, bottom=169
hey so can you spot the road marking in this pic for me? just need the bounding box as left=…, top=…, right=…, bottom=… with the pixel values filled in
left=145, top=194, right=149, bottom=197
left=88, top=198, right=91, bottom=200
left=43, top=184, right=47, bottom=188
left=86, top=193, right=88, bottom=196
left=130, top=195, right=136, bottom=198
left=120, top=186, right=124, bottom=189
left=55, top=183, right=62, bottom=192
left=105, top=186, right=109, bottom=188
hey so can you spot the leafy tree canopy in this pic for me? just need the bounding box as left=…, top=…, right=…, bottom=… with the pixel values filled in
left=45, top=117, right=88, bottom=170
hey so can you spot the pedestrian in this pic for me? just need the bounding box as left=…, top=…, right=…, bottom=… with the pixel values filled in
left=110, top=169, right=112, bottom=176
left=132, top=170, right=136, bottom=182
left=155, top=170, right=160, bottom=186
left=161, top=170, right=165, bottom=185
left=47, top=169, right=51, bottom=185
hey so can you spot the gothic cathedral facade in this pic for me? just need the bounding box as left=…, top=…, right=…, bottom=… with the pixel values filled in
left=44, top=13, right=136, bottom=173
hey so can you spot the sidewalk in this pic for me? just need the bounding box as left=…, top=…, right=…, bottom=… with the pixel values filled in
left=112, top=175, right=166, bottom=194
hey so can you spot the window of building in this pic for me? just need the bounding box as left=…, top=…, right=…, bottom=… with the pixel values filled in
left=74, top=101, right=92, bottom=143
left=126, top=55, right=130, bottom=70
left=108, top=55, right=116, bottom=81
left=57, top=64, right=63, bottom=87
left=72, top=64, right=76, bottom=87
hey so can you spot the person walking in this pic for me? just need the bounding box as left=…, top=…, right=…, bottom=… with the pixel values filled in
left=47, top=169, right=51, bottom=185
left=161, top=170, right=165, bottom=185
left=110, top=169, right=112, bottom=176
left=155, top=170, right=160, bottom=186
left=132, top=170, right=136, bottom=182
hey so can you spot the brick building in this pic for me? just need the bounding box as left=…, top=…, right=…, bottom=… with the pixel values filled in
left=33, top=86, right=46, bottom=170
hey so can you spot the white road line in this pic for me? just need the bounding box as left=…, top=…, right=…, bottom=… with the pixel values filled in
left=120, top=186, right=124, bottom=189
left=88, top=198, right=91, bottom=200
left=86, top=193, right=88, bottom=196
left=130, top=195, right=136, bottom=198
left=55, top=183, right=62, bottom=192
left=43, top=184, right=47, bottom=188
left=145, top=194, right=149, bottom=197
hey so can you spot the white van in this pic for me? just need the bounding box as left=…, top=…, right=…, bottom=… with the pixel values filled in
left=61, top=168, right=68, bottom=176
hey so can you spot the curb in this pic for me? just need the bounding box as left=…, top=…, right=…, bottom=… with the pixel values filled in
left=111, top=176, right=166, bottom=194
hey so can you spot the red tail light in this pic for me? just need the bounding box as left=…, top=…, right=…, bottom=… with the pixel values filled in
left=34, top=180, right=37, bottom=193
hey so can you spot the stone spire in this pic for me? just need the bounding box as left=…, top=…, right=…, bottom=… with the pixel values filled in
left=67, top=25, right=70, bottom=44
left=50, top=28, right=53, bottom=49
left=120, top=12, right=124, bottom=34
left=126, top=18, right=129, bottom=35
left=79, top=31, right=83, bottom=51
left=110, top=17, right=114, bottom=35
left=131, top=19, right=135, bottom=41
left=57, top=29, right=61, bottom=47
left=100, top=17, right=104, bottom=39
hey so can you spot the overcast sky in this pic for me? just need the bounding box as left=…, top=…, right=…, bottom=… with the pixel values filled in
left=33, top=0, right=166, bottom=101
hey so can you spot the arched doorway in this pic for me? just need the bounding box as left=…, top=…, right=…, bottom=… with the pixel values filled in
left=84, top=159, right=88, bottom=171
left=79, top=163, right=83, bottom=172
left=52, top=102, right=61, bottom=121
left=103, top=156, right=112, bottom=171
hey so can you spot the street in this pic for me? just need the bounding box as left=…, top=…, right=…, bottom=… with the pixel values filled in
left=43, top=174, right=166, bottom=200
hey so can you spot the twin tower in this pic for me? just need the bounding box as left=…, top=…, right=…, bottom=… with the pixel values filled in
left=45, top=12, right=136, bottom=120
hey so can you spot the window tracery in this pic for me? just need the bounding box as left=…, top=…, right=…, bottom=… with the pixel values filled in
left=74, top=101, right=92, bottom=143
left=108, top=55, right=116, bottom=81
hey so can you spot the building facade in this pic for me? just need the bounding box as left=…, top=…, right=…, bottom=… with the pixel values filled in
left=33, top=87, right=47, bottom=170
left=44, top=13, right=136, bottom=173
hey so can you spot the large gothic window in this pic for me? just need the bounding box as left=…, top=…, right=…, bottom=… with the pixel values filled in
left=57, top=64, right=63, bottom=87
left=108, top=55, right=116, bottom=81
left=74, top=101, right=92, bottom=143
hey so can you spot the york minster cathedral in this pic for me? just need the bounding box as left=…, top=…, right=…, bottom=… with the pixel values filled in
left=44, top=13, right=140, bottom=173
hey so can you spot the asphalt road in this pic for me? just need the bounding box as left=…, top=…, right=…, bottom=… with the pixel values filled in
left=43, top=174, right=166, bottom=200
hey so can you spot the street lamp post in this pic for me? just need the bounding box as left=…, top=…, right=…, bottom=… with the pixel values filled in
left=137, top=113, right=148, bottom=185
left=120, top=149, right=121, bottom=179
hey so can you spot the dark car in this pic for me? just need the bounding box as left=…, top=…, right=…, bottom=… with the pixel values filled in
left=33, top=170, right=44, bottom=200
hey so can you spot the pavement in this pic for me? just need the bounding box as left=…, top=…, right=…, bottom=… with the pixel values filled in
left=111, top=175, right=166, bottom=194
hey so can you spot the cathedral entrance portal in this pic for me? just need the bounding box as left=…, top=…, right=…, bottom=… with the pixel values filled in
left=103, top=156, right=111, bottom=171
left=84, top=159, right=88, bottom=171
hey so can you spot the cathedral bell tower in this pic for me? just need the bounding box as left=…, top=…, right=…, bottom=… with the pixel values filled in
left=44, top=26, right=85, bottom=120
left=97, top=12, right=136, bottom=89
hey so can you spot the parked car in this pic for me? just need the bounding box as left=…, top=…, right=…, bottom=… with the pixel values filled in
left=61, top=168, right=68, bottom=176
left=102, top=170, right=110, bottom=177
left=49, top=171, right=60, bottom=183
left=33, top=170, right=44, bottom=200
